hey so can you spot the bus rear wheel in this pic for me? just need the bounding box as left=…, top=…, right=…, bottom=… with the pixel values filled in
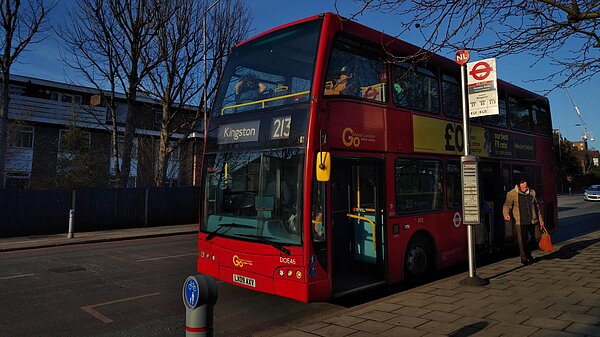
left=405, top=235, right=433, bottom=281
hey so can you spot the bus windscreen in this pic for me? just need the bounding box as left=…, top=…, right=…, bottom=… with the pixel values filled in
left=202, top=149, right=304, bottom=246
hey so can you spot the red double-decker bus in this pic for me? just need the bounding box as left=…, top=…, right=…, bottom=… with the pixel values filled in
left=198, top=12, right=558, bottom=303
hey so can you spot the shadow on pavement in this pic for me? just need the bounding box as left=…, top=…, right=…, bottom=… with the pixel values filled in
left=487, top=238, right=600, bottom=280
left=539, top=238, right=600, bottom=261
left=448, top=321, right=490, bottom=337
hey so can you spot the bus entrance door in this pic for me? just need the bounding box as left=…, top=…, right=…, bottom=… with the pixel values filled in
left=331, top=158, right=385, bottom=297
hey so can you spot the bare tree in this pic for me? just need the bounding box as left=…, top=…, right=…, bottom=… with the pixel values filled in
left=141, top=0, right=251, bottom=187
left=350, top=1, right=599, bottom=88
left=62, top=0, right=164, bottom=187
left=0, top=0, right=51, bottom=188
left=62, top=0, right=121, bottom=184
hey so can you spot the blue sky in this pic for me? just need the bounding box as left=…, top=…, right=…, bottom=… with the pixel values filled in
left=12, top=0, right=599, bottom=148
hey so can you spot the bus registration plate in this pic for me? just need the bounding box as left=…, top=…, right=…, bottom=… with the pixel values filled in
left=233, top=274, right=256, bottom=287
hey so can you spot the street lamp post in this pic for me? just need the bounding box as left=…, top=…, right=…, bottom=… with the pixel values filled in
left=203, top=0, right=221, bottom=137
left=198, top=0, right=221, bottom=187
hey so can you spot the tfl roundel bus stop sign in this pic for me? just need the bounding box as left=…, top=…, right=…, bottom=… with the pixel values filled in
left=466, top=58, right=499, bottom=118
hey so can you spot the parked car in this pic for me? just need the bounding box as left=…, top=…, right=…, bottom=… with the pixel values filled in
left=584, top=185, right=600, bottom=201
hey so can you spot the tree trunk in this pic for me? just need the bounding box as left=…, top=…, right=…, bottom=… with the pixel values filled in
left=118, top=95, right=137, bottom=188
left=155, top=132, right=169, bottom=187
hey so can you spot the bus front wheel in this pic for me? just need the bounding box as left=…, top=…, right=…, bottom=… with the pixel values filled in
left=405, top=235, right=433, bottom=280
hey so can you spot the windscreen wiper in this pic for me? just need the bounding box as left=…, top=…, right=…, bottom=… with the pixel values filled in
left=206, top=223, right=254, bottom=241
left=237, top=234, right=291, bottom=255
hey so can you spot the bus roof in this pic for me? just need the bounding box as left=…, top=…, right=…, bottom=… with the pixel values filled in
left=235, top=13, right=326, bottom=47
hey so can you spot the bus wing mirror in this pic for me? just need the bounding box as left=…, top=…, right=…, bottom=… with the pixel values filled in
left=316, top=151, right=331, bottom=182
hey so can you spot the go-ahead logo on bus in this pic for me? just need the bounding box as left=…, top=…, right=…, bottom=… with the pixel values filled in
left=232, top=255, right=253, bottom=268
left=342, top=127, right=376, bottom=148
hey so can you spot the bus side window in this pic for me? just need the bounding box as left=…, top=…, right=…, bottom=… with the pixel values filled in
left=392, top=63, right=440, bottom=113
left=324, top=37, right=386, bottom=102
left=395, top=158, right=443, bottom=213
left=446, top=162, right=462, bottom=209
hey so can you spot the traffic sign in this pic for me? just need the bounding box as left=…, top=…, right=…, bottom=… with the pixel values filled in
left=183, top=276, right=200, bottom=309
left=469, top=61, right=492, bottom=81
left=466, top=58, right=499, bottom=118
left=455, top=50, right=470, bottom=66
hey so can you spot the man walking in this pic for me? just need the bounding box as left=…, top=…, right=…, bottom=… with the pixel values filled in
left=503, top=177, right=545, bottom=265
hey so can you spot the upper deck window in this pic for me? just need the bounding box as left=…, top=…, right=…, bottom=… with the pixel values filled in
left=441, top=74, right=461, bottom=118
left=532, top=104, right=551, bottom=135
left=212, top=20, right=321, bottom=116
left=392, top=63, right=440, bottom=113
left=509, top=96, right=531, bottom=131
left=323, top=37, right=386, bottom=102
left=480, top=94, right=508, bottom=128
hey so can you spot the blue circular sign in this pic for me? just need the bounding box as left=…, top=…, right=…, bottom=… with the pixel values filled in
left=184, top=276, right=200, bottom=308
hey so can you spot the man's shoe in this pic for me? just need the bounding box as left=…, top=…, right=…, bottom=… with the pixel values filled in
left=521, top=259, right=531, bottom=265
left=526, top=257, right=535, bottom=264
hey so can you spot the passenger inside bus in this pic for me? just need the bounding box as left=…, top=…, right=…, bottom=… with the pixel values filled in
left=312, top=197, right=324, bottom=241
left=235, top=75, right=271, bottom=104
left=324, top=65, right=359, bottom=96
left=269, top=83, right=289, bottom=106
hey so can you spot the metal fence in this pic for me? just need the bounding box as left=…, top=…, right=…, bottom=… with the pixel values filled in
left=0, top=187, right=200, bottom=238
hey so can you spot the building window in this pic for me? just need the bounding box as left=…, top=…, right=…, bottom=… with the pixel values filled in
left=9, top=85, right=25, bottom=96
left=59, top=129, right=91, bottom=152
left=156, top=141, right=180, bottom=184
left=106, top=103, right=127, bottom=124
left=155, top=107, right=163, bottom=124
left=392, top=63, right=440, bottom=113
left=5, top=172, right=30, bottom=189
left=110, top=136, right=138, bottom=187
left=8, top=126, right=34, bottom=148
left=51, top=92, right=82, bottom=104
left=113, top=135, right=138, bottom=158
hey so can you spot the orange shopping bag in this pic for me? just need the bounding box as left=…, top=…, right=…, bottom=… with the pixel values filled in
left=538, top=226, right=553, bottom=252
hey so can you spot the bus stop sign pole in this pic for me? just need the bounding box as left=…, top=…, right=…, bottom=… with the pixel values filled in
left=456, top=50, right=489, bottom=287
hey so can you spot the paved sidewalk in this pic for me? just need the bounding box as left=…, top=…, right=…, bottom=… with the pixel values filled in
left=0, top=223, right=198, bottom=252
left=267, top=230, right=600, bottom=337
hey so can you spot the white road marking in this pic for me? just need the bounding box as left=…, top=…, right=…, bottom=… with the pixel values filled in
left=81, top=292, right=161, bottom=323
left=136, top=253, right=197, bottom=262
left=0, top=273, right=35, bottom=280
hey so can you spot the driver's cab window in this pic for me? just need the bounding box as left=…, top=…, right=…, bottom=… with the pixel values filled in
left=324, top=36, right=386, bottom=102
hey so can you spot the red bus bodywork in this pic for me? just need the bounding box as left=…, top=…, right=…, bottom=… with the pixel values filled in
left=197, top=12, right=558, bottom=303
